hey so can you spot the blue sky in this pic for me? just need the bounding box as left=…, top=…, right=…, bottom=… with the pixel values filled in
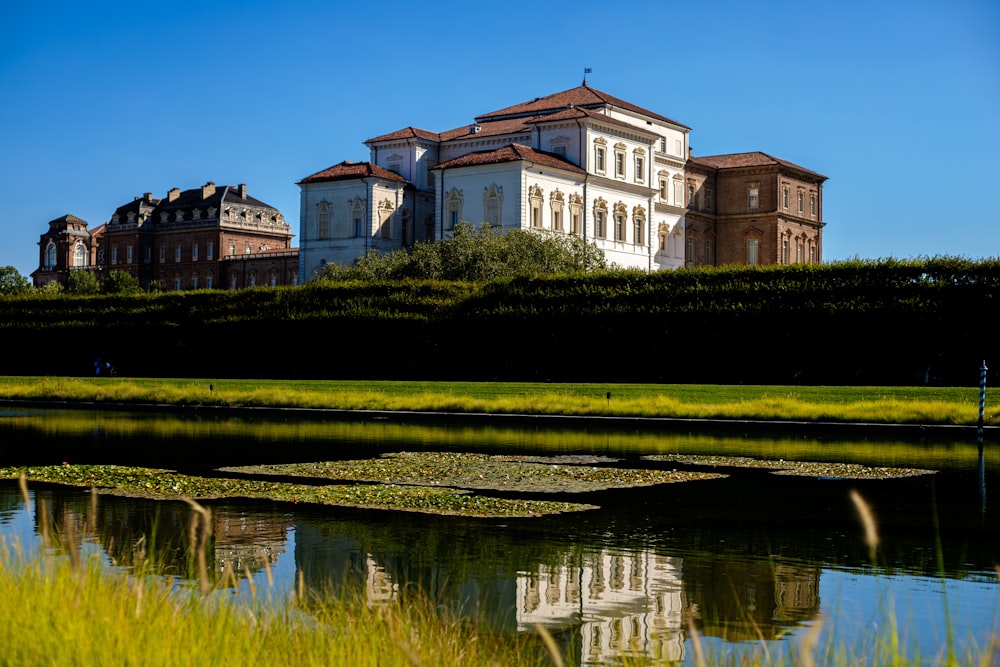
left=1, top=0, right=997, bottom=277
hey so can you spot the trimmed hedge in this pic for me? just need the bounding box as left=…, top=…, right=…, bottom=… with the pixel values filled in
left=2, top=258, right=996, bottom=385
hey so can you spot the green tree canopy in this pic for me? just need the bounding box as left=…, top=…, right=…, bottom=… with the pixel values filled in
left=102, top=270, right=142, bottom=295
left=313, top=223, right=607, bottom=283
left=0, top=266, right=31, bottom=295
left=65, top=270, right=100, bottom=294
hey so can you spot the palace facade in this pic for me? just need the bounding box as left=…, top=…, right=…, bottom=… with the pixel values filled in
left=297, top=84, right=826, bottom=280
left=32, top=182, right=298, bottom=290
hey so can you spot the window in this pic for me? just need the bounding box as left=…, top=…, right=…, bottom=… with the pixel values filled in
left=445, top=188, right=463, bottom=230
left=782, top=187, right=789, bottom=209
left=659, top=233, right=667, bottom=254
left=798, top=191, right=804, bottom=213
left=796, top=239, right=804, bottom=263
left=594, top=142, right=606, bottom=173
left=747, top=186, right=759, bottom=212
left=782, top=237, right=790, bottom=264
left=269, top=270, right=278, bottom=287
left=809, top=246, right=816, bottom=263
left=810, top=193, right=817, bottom=217
left=593, top=198, right=608, bottom=239
left=378, top=199, right=393, bottom=240
left=633, top=206, right=646, bottom=246
left=704, top=237, right=712, bottom=264
left=659, top=179, right=667, bottom=201
left=173, top=277, right=181, bottom=291
left=245, top=244, right=251, bottom=255
left=191, top=274, right=198, bottom=290
left=229, top=274, right=238, bottom=290
left=192, top=243, right=198, bottom=261
left=569, top=194, right=583, bottom=236
left=73, top=243, right=86, bottom=267
left=229, top=243, right=236, bottom=256
left=529, top=185, right=543, bottom=228
left=747, top=238, right=760, bottom=265
left=614, top=214, right=625, bottom=241
left=354, top=217, right=363, bottom=237
left=550, top=189, right=564, bottom=233
left=159, top=246, right=166, bottom=263
left=688, top=184, right=696, bottom=209
left=206, top=273, right=213, bottom=289
left=126, top=245, right=133, bottom=264
left=317, top=202, right=330, bottom=239
left=553, top=145, right=567, bottom=157
left=705, top=187, right=713, bottom=211
left=614, top=149, right=625, bottom=178
left=687, top=237, right=694, bottom=264
left=45, top=243, right=56, bottom=268
left=207, top=241, right=214, bottom=260
left=143, top=246, right=151, bottom=263
left=175, top=244, right=182, bottom=262
left=659, top=137, right=666, bottom=153
left=634, top=155, right=644, bottom=183
left=111, top=247, right=118, bottom=265
left=484, top=184, right=502, bottom=226
left=248, top=271, right=256, bottom=287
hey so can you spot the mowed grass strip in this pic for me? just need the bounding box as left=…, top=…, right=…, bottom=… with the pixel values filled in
left=0, top=376, right=993, bottom=425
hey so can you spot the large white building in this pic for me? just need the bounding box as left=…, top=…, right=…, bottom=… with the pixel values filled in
left=297, top=84, right=825, bottom=280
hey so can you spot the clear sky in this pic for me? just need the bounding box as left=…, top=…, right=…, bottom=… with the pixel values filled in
left=1, top=0, right=997, bottom=277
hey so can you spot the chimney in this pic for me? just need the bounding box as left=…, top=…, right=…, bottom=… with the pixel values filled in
left=167, top=187, right=180, bottom=202
left=201, top=182, right=216, bottom=198
left=143, top=192, right=153, bottom=201
left=238, top=183, right=247, bottom=199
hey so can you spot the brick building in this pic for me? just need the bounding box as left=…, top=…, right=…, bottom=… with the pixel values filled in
left=32, top=182, right=298, bottom=289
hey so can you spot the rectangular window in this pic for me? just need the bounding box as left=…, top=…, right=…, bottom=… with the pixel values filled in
left=747, top=187, right=759, bottom=211
left=634, top=219, right=644, bottom=246
left=705, top=187, right=713, bottom=210
left=192, top=243, right=199, bottom=261
left=747, top=238, right=760, bottom=265
left=173, top=278, right=181, bottom=291
left=705, top=238, right=712, bottom=264
left=571, top=212, right=581, bottom=236
left=595, top=211, right=605, bottom=238
left=782, top=187, right=789, bottom=209
left=206, top=275, right=214, bottom=289
left=782, top=238, right=790, bottom=264
left=659, top=179, right=667, bottom=201
left=659, top=137, right=666, bottom=153
left=126, top=245, right=133, bottom=264
left=798, top=191, right=804, bottom=213
left=111, top=247, right=118, bottom=264
left=448, top=211, right=457, bottom=231
left=191, top=276, right=198, bottom=290
left=614, top=215, right=625, bottom=241
left=615, top=152, right=625, bottom=177
left=207, top=241, right=214, bottom=260
left=531, top=204, right=542, bottom=228
left=634, top=156, right=644, bottom=182
left=810, top=193, right=816, bottom=217
left=159, top=246, right=165, bottom=263
left=552, top=209, right=562, bottom=232
left=229, top=243, right=236, bottom=256
left=595, top=147, right=605, bottom=172
left=143, top=246, right=151, bottom=263
left=553, top=145, right=567, bottom=157
left=175, top=244, right=182, bottom=262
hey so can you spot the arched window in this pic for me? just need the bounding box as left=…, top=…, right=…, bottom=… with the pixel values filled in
left=529, top=184, right=544, bottom=228
left=445, top=188, right=463, bottom=231
left=632, top=205, right=646, bottom=246
left=613, top=202, right=627, bottom=242
left=45, top=242, right=57, bottom=268
left=73, top=243, right=87, bottom=267
left=593, top=198, right=608, bottom=239
left=550, top=189, right=565, bottom=233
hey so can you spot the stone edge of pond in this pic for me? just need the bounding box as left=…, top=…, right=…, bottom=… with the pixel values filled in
left=1, top=398, right=995, bottom=441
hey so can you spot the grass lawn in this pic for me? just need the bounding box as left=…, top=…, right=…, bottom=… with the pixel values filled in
left=0, top=376, right=994, bottom=425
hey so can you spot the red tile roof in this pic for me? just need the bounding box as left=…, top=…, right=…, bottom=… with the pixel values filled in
left=298, top=160, right=409, bottom=184
left=434, top=143, right=586, bottom=174
left=365, top=126, right=441, bottom=143
left=439, top=116, right=534, bottom=142
left=689, top=152, right=827, bottom=180
left=525, top=105, right=662, bottom=137
left=475, top=85, right=690, bottom=129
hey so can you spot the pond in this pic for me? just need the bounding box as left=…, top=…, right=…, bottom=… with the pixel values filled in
left=1, top=407, right=997, bottom=664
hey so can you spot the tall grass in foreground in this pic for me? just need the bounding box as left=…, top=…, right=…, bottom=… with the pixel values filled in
left=2, top=479, right=997, bottom=667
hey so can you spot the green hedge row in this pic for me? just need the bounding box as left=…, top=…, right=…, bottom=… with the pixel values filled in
left=2, top=258, right=996, bottom=385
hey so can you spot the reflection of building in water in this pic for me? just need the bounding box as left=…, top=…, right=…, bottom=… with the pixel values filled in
left=212, top=508, right=289, bottom=582
left=683, top=558, right=821, bottom=641
left=516, top=551, right=686, bottom=664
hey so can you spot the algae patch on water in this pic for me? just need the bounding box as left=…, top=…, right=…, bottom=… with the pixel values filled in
left=0, top=464, right=594, bottom=518
left=642, top=454, right=935, bottom=480
left=222, top=451, right=726, bottom=494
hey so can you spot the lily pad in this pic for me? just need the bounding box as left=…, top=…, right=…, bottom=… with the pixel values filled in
left=642, top=455, right=935, bottom=480
left=222, top=452, right=726, bottom=494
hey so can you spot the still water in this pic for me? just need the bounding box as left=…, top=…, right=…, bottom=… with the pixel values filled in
left=1, top=407, right=997, bottom=664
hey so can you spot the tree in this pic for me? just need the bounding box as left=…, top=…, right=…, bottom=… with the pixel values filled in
left=0, top=266, right=31, bottom=295
left=65, top=270, right=100, bottom=294
left=312, top=223, right=607, bottom=283
left=102, top=270, right=142, bottom=295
